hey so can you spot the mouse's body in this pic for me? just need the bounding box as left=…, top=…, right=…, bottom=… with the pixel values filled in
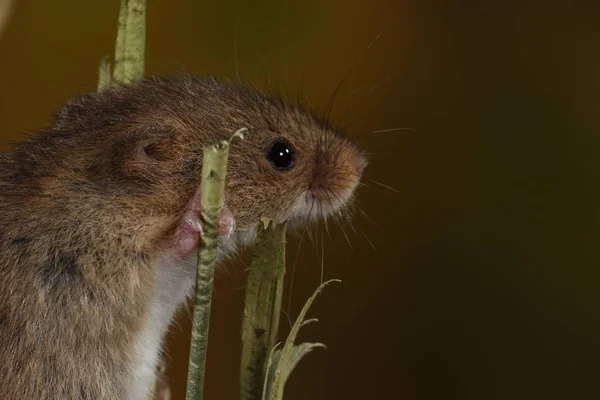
left=0, top=75, right=366, bottom=399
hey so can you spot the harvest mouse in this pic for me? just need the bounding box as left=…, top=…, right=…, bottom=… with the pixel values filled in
left=0, top=74, right=366, bottom=399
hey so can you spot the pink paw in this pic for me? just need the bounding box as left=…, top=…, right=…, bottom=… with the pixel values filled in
left=172, top=189, right=235, bottom=257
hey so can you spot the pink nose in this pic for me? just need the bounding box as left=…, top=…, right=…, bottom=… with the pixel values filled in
left=354, top=164, right=365, bottom=176
left=353, top=153, right=368, bottom=177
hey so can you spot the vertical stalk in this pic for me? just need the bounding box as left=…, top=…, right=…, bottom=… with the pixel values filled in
left=0, top=0, right=14, bottom=37
left=113, top=0, right=146, bottom=84
left=101, top=1, right=149, bottom=397
left=240, top=220, right=287, bottom=400
left=185, top=141, right=231, bottom=400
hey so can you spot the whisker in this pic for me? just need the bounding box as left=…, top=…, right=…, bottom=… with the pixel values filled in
left=324, top=168, right=362, bottom=178
left=182, top=299, right=193, bottom=321
left=357, top=207, right=379, bottom=227
left=320, top=230, right=325, bottom=286
left=345, top=217, right=359, bottom=236
left=324, top=76, right=347, bottom=124
left=361, top=228, right=378, bottom=252
left=306, top=226, right=315, bottom=248
left=280, top=307, right=293, bottom=329
left=313, top=224, right=321, bottom=275
left=323, top=192, right=354, bottom=250
left=350, top=76, right=392, bottom=101
left=370, top=179, right=400, bottom=193
left=363, top=152, right=400, bottom=157
left=323, top=32, right=383, bottom=124
left=369, top=127, right=413, bottom=134
left=280, top=0, right=289, bottom=92
left=323, top=214, right=332, bottom=241
left=233, top=11, right=241, bottom=81
left=367, top=32, right=382, bottom=49
left=328, top=185, right=358, bottom=220
left=339, top=219, right=353, bottom=249
left=280, top=188, right=308, bottom=219
left=287, top=199, right=315, bottom=314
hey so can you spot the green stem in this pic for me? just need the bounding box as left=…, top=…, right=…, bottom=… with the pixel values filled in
left=113, top=0, right=146, bottom=84
left=0, top=0, right=14, bottom=37
left=186, top=129, right=245, bottom=400
left=240, top=220, right=287, bottom=400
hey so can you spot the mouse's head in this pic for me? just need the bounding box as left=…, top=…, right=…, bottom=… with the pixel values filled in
left=50, top=75, right=366, bottom=256
left=221, top=85, right=367, bottom=235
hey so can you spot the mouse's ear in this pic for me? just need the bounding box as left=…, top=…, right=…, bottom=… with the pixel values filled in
left=84, top=126, right=181, bottom=194
left=116, top=126, right=181, bottom=177
left=134, top=134, right=176, bottom=162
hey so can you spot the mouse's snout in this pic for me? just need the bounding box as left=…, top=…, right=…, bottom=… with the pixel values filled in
left=308, top=139, right=367, bottom=215
left=352, top=150, right=368, bottom=177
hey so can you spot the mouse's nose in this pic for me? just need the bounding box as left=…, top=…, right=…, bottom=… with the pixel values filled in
left=353, top=150, right=368, bottom=177
left=309, top=139, right=366, bottom=212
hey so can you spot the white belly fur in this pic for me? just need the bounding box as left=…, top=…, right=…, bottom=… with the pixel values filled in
left=128, top=254, right=197, bottom=400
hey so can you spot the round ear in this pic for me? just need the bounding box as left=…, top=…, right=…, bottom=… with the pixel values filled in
left=82, top=128, right=181, bottom=195
left=136, top=136, right=175, bottom=162
left=117, top=128, right=178, bottom=176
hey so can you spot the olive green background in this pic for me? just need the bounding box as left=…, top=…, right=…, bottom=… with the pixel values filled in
left=1, top=1, right=599, bottom=399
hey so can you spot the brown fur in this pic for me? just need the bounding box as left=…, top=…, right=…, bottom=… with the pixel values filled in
left=0, top=74, right=365, bottom=399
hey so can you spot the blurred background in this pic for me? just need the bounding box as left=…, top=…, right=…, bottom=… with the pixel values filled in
left=1, top=0, right=599, bottom=399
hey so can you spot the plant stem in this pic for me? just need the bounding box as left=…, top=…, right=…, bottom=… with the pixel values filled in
left=186, top=127, right=245, bottom=400
left=185, top=141, right=229, bottom=400
left=113, top=0, right=146, bottom=84
left=0, top=0, right=14, bottom=37
left=240, top=220, right=287, bottom=400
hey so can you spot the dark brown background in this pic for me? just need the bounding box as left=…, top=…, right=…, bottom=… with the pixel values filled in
left=1, top=0, right=599, bottom=399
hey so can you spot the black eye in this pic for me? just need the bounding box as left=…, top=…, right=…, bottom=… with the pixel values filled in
left=267, top=139, right=295, bottom=171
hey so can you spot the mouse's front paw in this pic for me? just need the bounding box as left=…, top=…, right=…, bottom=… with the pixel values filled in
left=171, top=188, right=235, bottom=257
